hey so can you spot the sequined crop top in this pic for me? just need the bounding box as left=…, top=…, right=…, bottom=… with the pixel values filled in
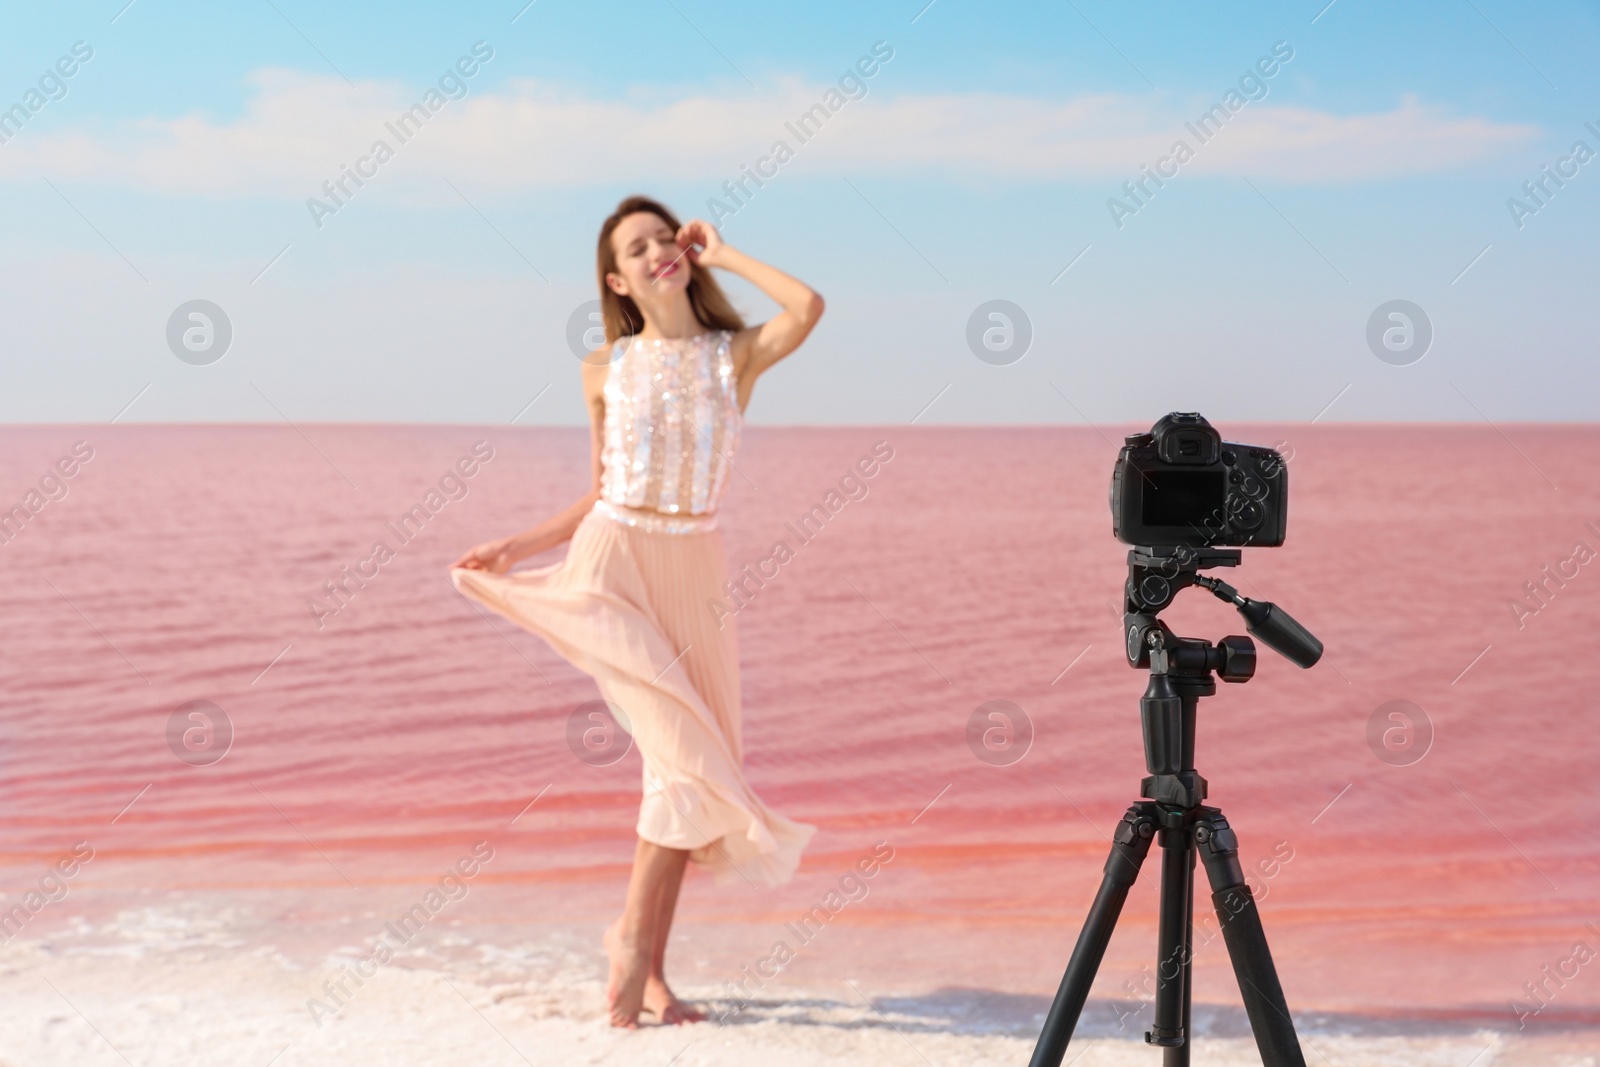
left=599, top=329, right=742, bottom=516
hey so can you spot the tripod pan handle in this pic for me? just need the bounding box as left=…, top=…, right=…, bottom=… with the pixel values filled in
left=1237, top=599, right=1323, bottom=668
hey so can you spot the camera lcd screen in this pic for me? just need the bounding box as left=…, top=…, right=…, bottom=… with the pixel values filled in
left=1141, top=470, right=1225, bottom=526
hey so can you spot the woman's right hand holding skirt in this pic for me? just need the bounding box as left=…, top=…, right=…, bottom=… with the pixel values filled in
left=450, top=536, right=519, bottom=574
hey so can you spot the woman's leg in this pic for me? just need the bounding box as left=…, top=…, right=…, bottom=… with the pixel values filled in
left=642, top=857, right=707, bottom=1023
left=649, top=859, right=684, bottom=974
left=604, top=838, right=688, bottom=1027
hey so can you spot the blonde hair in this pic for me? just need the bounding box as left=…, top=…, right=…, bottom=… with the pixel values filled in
left=596, top=195, right=745, bottom=344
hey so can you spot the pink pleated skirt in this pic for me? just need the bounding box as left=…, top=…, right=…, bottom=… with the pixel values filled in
left=450, top=499, right=815, bottom=887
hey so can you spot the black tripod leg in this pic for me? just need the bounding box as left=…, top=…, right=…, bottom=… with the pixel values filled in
left=1028, top=804, right=1157, bottom=1067
left=1194, top=809, right=1307, bottom=1067
left=1161, top=842, right=1196, bottom=1067
left=1148, top=825, right=1190, bottom=1059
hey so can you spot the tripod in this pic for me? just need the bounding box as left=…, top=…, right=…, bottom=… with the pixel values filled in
left=1028, top=545, right=1323, bottom=1067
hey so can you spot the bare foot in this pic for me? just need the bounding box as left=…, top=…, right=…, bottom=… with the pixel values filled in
left=603, top=918, right=649, bottom=1028
left=643, top=975, right=707, bottom=1024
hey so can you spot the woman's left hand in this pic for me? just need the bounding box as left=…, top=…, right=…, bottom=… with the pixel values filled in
left=677, top=218, right=731, bottom=269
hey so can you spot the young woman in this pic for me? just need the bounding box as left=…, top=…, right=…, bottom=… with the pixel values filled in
left=449, top=196, right=823, bottom=1028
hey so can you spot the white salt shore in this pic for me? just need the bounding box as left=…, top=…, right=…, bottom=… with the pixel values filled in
left=0, top=898, right=1593, bottom=1066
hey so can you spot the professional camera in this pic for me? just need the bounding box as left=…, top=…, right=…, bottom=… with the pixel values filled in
left=1109, top=412, right=1287, bottom=548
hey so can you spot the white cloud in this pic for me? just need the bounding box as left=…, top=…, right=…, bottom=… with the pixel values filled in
left=0, top=70, right=1538, bottom=198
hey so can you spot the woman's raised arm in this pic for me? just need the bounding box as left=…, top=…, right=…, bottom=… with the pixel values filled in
left=676, top=219, right=824, bottom=404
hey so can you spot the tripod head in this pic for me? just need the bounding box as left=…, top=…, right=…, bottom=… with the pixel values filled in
left=1122, top=545, right=1322, bottom=810
left=1122, top=545, right=1322, bottom=671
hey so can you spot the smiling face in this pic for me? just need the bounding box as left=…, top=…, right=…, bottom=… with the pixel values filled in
left=605, top=211, right=689, bottom=300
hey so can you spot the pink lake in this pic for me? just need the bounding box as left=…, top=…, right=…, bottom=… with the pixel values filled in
left=1, top=422, right=1597, bottom=1041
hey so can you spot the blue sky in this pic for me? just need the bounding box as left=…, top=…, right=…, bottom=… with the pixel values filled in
left=2, top=0, right=1596, bottom=425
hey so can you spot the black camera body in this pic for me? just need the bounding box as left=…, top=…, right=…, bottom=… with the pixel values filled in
left=1110, top=412, right=1287, bottom=548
